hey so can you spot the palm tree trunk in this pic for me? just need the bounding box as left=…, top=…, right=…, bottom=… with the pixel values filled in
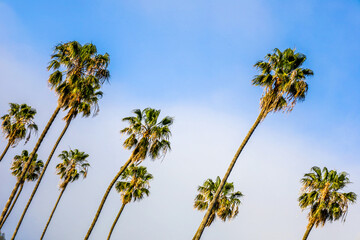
left=193, top=110, right=266, bottom=240
left=107, top=203, right=126, bottom=240
left=40, top=186, right=67, bottom=240
left=0, top=106, right=61, bottom=228
left=0, top=141, right=11, bottom=162
left=84, top=157, right=133, bottom=240
left=11, top=118, right=72, bottom=240
left=0, top=183, right=24, bottom=228
left=302, top=219, right=315, bottom=240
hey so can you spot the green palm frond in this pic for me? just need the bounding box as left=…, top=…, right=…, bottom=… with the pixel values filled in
left=120, top=108, right=173, bottom=163
left=253, top=48, right=313, bottom=115
left=56, top=149, right=90, bottom=189
left=115, top=164, right=153, bottom=204
left=194, top=177, right=243, bottom=227
left=47, top=41, right=110, bottom=121
left=299, top=166, right=357, bottom=228
left=11, top=150, right=43, bottom=182
left=1, top=103, right=38, bottom=146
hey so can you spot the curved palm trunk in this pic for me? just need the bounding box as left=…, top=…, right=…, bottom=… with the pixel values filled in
left=0, top=106, right=61, bottom=228
left=11, top=118, right=72, bottom=240
left=193, top=110, right=266, bottom=240
left=0, top=183, right=24, bottom=228
left=84, top=157, right=133, bottom=240
left=107, top=203, right=126, bottom=240
left=40, top=186, right=67, bottom=240
left=0, top=141, right=11, bottom=162
left=302, top=219, right=315, bottom=240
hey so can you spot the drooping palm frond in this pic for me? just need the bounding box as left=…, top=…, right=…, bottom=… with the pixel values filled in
left=194, top=177, right=243, bottom=227
left=253, top=48, right=313, bottom=115
left=1, top=103, right=38, bottom=146
left=115, top=164, right=153, bottom=204
left=47, top=41, right=110, bottom=120
left=56, top=149, right=90, bottom=189
left=299, top=166, right=357, bottom=227
left=11, top=150, right=43, bottom=183
left=120, top=108, right=173, bottom=163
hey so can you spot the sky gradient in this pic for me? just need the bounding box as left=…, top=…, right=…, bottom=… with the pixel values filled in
left=0, top=1, right=360, bottom=239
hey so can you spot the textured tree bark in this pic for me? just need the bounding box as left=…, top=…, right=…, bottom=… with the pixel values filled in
left=40, top=186, right=67, bottom=240
left=0, top=141, right=11, bottom=162
left=11, top=118, right=72, bottom=240
left=302, top=219, right=315, bottom=240
left=193, top=110, right=266, bottom=240
left=0, top=183, right=24, bottom=228
left=107, top=203, right=126, bottom=240
left=84, top=157, right=133, bottom=240
left=0, top=106, right=60, bottom=228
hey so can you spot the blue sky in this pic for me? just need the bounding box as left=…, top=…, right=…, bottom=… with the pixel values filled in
left=0, top=1, right=360, bottom=239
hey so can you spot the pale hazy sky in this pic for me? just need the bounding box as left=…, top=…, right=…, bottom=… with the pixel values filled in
left=0, top=1, right=360, bottom=239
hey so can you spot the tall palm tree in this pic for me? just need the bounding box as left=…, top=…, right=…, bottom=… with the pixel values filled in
left=11, top=41, right=109, bottom=238
left=107, top=164, right=153, bottom=240
left=299, top=166, right=357, bottom=240
left=194, top=177, right=243, bottom=227
left=40, top=149, right=89, bottom=240
left=84, top=108, right=173, bottom=239
left=193, top=48, right=314, bottom=239
left=0, top=150, right=43, bottom=228
left=0, top=40, right=106, bottom=226
left=0, top=103, right=38, bottom=162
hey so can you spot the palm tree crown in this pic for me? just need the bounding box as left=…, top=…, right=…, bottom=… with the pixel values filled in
left=11, top=150, right=43, bottom=183
left=1, top=103, right=38, bottom=146
left=194, top=176, right=243, bottom=227
left=56, top=149, right=90, bottom=188
left=47, top=41, right=110, bottom=121
left=120, top=108, right=173, bottom=163
left=115, top=164, right=153, bottom=204
left=299, top=166, right=357, bottom=227
left=253, top=48, right=313, bottom=115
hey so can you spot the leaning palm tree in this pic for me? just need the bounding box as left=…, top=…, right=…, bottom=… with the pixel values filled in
left=0, top=150, right=43, bottom=228
left=194, top=177, right=243, bottom=227
left=84, top=108, right=173, bottom=239
left=0, top=41, right=108, bottom=227
left=40, top=149, right=89, bottom=240
left=11, top=43, right=109, bottom=238
left=107, top=164, right=153, bottom=240
left=299, top=166, right=357, bottom=240
left=0, top=103, right=38, bottom=162
left=193, top=48, right=314, bottom=239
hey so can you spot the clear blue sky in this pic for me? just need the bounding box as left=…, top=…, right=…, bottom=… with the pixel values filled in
left=0, top=1, right=360, bottom=239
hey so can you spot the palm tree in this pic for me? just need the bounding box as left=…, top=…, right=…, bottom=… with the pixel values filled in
left=11, top=41, right=109, bottom=238
left=299, top=166, right=357, bottom=240
left=40, top=149, right=89, bottom=240
left=194, top=177, right=243, bottom=227
left=84, top=108, right=173, bottom=239
left=0, top=40, right=107, bottom=226
left=0, top=150, right=43, bottom=228
left=107, top=164, right=153, bottom=240
left=0, top=103, right=38, bottom=162
left=193, top=48, right=314, bottom=239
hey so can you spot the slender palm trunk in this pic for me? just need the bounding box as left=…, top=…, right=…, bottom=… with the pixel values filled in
left=193, top=110, right=266, bottom=240
left=11, top=118, right=72, bottom=240
left=302, top=219, right=315, bottom=240
left=0, top=106, right=60, bottom=228
left=107, top=203, right=126, bottom=240
left=40, top=186, right=67, bottom=240
left=84, top=157, right=133, bottom=240
left=0, top=183, right=24, bottom=228
left=0, top=141, right=11, bottom=162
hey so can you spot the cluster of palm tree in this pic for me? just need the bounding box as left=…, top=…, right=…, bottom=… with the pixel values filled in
left=0, top=42, right=357, bottom=240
